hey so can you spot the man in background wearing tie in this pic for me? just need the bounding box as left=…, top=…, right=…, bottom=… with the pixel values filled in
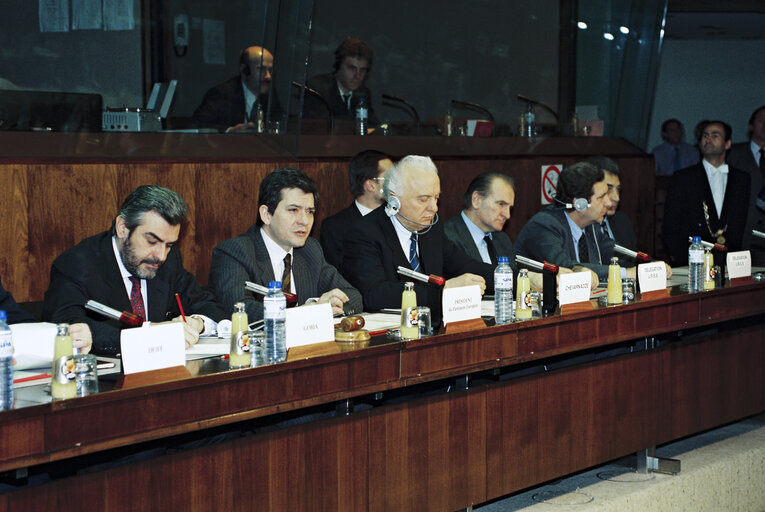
left=192, top=45, right=283, bottom=133
left=43, top=186, right=224, bottom=355
left=343, top=155, right=492, bottom=324
left=320, top=150, right=393, bottom=272
left=444, top=172, right=516, bottom=266
left=303, top=37, right=378, bottom=124
left=651, top=118, right=700, bottom=176
left=663, top=120, right=750, bottom=266
left=728, top=106, right=765, bottom=265
left=209, top=168, right=361, bottom=322
left=585, top=156, right=638, bottom=260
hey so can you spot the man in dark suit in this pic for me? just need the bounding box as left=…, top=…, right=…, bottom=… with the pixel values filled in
left=727, top=106, right=765, bottom=265
left=320, top=150, right=393, bottom=272
left=192, top=46, right=283, bottom=133
left=585, top=156, right=638, bottom=265
left=663, top=120, right=751, bottom=266
left=343, top=156, right=492, bottom=323
left=209, top=168, right=362, bottom=322
left=43, top=185, right=224, bottom=355
left=303, top=37, right=378, bottom=124
left=444, top=172, right=516, bottom=265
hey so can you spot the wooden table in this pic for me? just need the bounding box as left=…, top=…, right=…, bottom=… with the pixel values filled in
left=1, top=279, right=764, bottom=511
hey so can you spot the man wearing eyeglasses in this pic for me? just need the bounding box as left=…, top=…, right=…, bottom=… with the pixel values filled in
left=662, top=120, right=750, bottom=265
left=320, top=150, right=393, bottom=272
left=192, top=45, right=283, bottom=133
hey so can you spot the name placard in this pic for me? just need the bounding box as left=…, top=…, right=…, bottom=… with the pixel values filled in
left=558, top=271, right=591, bottom=306
left=727, top=250, right=752, bottom=279
left=120, top=322, right=185, bottom=374
left=286, top=302, right=334, bottom=348
left=442, top=285, right=482, bottom=324
left=637, top=262, right=668, bottom=293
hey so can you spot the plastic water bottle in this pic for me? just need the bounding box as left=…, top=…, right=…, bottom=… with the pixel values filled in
left=355, top=97, right=368, bottom=135
left=264, top=281, right=287, bottom=363
left=494, top=256, right=514, bottom=325
left=0, top=310, right=13, bottom=410
left=688, top=236, right=704, bottom=292
left=523, top=103, right=535, bottom=138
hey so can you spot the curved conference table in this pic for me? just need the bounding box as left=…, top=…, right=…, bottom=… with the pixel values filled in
left=1, top=277, right=764, bottom=511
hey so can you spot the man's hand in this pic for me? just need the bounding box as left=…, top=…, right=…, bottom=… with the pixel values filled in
left=69, top=323, right=93, bottom=354
left=444, top=273, right=486, bottom=294
left=315, top=289, right=349, bottom=316
left=171, top=316, right=203, bottom=349
left=663, top=262, right=673, bottom=278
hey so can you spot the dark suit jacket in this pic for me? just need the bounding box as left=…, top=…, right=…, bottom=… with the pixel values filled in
left=662, top=162, right=750, bottom=265
left=209, top=225, right=362, bottom=322
left=443, top=214, right=515, bottom=265
left=303, top=73, right=378, bottom=124
left=192, top=76, right=283, bottom=132
left=728, top=142, right=765, bottom=265
left=343, top=208, right=493, bottom=323
left=43, top=231, right=225, bottom=355
left=603, top=211, right=638, bottom=266
left=320, top=203, right=362, bottom=273
left=0, top=275, right=34, bottom=324
left=514, top=206, right=616, bottom=281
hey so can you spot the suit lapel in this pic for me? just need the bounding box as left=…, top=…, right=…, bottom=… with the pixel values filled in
left=252, top=228, right=277, bottom=285
left=147, top=277, right=170, bottom=321
left=378, top=212, right=411, bottom=269
left=454, top=217, right=483, bottom=262
left=101, top=235, right=137, bottom=314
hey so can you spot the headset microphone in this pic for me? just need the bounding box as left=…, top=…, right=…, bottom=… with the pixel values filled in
left=554, top=196, right=590, bottom=211
left=385, top=195, right=439, bottom=232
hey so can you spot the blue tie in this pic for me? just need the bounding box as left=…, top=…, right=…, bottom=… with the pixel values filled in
left=409, top=232, right=420, bottom=272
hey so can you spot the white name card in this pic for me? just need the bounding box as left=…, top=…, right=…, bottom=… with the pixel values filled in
left=285, top=302, right=334, bottom=348
left=558, top=271, right=591, bottom=306
left=120, top=322, right=185, bottom=374
left=638, top=262, right=668, bottom=293
left=727, top=250, right=752, bottom=279
left=442, top=284, right=482, bottom=325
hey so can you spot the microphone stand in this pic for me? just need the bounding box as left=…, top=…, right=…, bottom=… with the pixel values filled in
left=292, top=81, right=334, bottom=135
left=517, top=93, right=560, bottom=134
left=450, top=99, right=494, bottom=122
left=515, top=255, right=558, bottom=315
left=381, top=94, right=420, bottom=136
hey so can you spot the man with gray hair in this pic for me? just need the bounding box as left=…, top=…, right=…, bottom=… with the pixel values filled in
left=343, top=155, right=493, bottom=324
left=44, top=185, right=225, bottom=355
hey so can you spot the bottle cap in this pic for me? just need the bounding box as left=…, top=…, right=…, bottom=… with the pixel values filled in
left=519, top=268, right=528, bottom=276
left=498, top=256, right=509, bottom=264
left=0, top=310, right=6, bottom=321
left=691, top=236, right=701, bottom=242
left=611, top=257, right=619, bottom=265
left=234, top=301, right=245, bottom=311
left=404, top=281, right=414, bottom=290
left=268, top=281, right=281, bottom=289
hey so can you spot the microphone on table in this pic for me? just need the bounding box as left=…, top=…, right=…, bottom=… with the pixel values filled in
left=613, top=244, right=652, bottom=262
left=687, top=236, right=727, bottom=252
left=244, top=281, right=299, bottom=304
left=85, top=300, right=143, bottom=326
left=517, top=94, right=560, bottom=122
left=397, top=266, right=445, bottom=287
left=381, top=93, right=420, bottom=135
left=752, top=229, right=765, bottom=241
left=292, top=81, right=334, bottom=134
left=514, top=255, right=558, bottom=315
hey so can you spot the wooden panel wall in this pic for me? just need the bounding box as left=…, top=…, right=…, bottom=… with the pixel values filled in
left=0, top=154, right=653, bottom=303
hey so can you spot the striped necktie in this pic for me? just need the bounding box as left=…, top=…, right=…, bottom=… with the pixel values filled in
left=409, top=232, right=420, bottom=272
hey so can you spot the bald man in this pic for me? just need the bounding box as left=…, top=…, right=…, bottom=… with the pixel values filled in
left=192, top=45, right=284, bottom=133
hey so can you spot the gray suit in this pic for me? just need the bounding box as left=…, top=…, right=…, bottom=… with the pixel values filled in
left=728, top=141, right=765, bottom=265
left=514, top=206, right=615, bottom=281
left=209, top=225, right=362, bottom=321
left=443, top=214, right=515, bottom=265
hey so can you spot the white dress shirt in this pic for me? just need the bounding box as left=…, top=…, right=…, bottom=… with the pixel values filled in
left=702, top=159, right=729, bottom=218
left=260, top=227, right=295, bottom=294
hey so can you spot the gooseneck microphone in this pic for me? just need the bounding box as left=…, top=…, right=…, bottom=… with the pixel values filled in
left=450, top=99, right=494, bottom=122
left=517, top=94, right=559, bottom=122
left=292, top=81, right=334, bottom=134
left=381, top=93, right=420, bottom=135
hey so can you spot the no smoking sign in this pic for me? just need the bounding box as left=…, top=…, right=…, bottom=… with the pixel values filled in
left=541, top=164, right=562, bottom=205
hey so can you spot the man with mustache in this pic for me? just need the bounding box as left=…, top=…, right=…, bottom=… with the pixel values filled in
left=343, top=155, right=492, bottom=325
left=43, top=185, right=225, bottom=355
left=303, top=37, right=378, bottom=125
left=193, top=45, right=284, bottom=133
left=209, top=168, right=362, bottom=321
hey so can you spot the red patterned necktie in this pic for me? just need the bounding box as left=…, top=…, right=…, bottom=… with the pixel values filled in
left=129, top=276, right=146, bottom=322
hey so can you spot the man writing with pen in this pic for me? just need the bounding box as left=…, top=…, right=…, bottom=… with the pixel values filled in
left=209, top=167, right=362, bottom=322
left=43, top=185, right=225, bottom=355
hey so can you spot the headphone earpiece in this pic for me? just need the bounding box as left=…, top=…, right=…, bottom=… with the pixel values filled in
left=385, top=195, right=401, bottom=217
left=553, top=195, right=591, bottom=211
